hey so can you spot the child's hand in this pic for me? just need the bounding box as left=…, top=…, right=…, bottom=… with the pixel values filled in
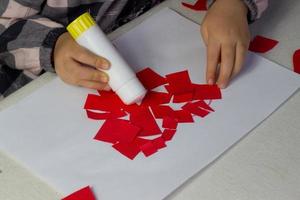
left=201, top=0, right=250, bottom=88
left=54, top=32, right=111, bottom=90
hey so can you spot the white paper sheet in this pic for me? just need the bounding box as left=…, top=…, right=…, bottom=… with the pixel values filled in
left=0, top=8, right=299, bottom=200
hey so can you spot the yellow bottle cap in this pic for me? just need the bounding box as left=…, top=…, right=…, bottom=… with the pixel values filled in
left=67, top=12, right=96, bottom=39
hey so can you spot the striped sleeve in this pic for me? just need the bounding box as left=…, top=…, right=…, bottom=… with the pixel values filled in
left=207, top=0, right=269, bottom=22
left=0, top=0, right=66, bottom=76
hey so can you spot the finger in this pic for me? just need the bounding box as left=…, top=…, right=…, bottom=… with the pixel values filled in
left=200, top=26, right=208, bottom=46
left=206, top=39, right=221, bottom=85
left=72, top=62, right=109, bottom=83
left=231, top=42, right=247, bottom=79
left=78, top=80, right=109, bottom=90
left=217, top=43, right=236, bottom=89
left=74, top=46, right=111, bottom=70
left=103, top=85, right=111, bottom=91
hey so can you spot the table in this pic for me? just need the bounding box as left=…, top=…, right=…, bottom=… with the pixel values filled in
left=0, top=1, right=299, bottom=199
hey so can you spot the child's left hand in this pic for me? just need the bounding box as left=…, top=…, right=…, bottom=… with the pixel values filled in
left=201, top=0, right=250, bottom=88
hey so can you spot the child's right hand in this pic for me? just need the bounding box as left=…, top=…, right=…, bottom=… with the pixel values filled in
left=54, top=32, right=111, bottom=90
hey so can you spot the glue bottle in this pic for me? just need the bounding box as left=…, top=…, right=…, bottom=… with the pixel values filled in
left=67, top=12, right=147, bottom=105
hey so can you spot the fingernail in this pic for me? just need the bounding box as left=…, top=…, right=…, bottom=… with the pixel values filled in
left=218, top=83, right=226, bottom=89
left=102, top=59, right=111, bottom=69
left=101, top=74, right=109, bottom=83
left=208, top=79, right=214, bottom=85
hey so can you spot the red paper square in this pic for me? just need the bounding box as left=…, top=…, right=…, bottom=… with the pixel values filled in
left=193, top=84, right=222, bottom=100
left=152, top=137, right=167, bottom=149
left=194, top=100, right=214, bottom=112
left=162, top=116, right=178, bottom=129
left=173, top=92, right=194, bottom=103
left=173, top=110, right=194, bottom=123
left=86, top=109, right=126, bottom=120
left=166, top=70, right=194, bottom=94
left=249, top=35, right=279, bottom=53
left=94, top=119, right=140, bottom=144
left=162, top=129, right=177, bottom=141
left=84, top=94, right=122, bottom=112
left=129, top=107, right=161, bottom=136
left=293, top=49, right=300, bottom=74
left=62, top=186, right=95, bottom=200
left=134, top=137, right=151, bottom=147
left=164, top=85, right=172, bottom=93
left=141, top=91, right=172, bottom=105
left=140, top=141, right=158, bottom=157
left=150, top=105, right=175, bottom=119
left=113, top=142, right=141, bottom=160
left=122, top=103, right=140, bottom=114
left=182, top=102, right=210, bottom=118
left=136, top=67, right=167, bottom=89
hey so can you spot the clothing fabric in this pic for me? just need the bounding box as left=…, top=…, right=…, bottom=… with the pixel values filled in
left=207, top=0, right=268, bottom=22
left=0, top=0, right=163, bottom=98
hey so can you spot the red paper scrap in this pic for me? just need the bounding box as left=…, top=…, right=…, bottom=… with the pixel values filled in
left=194, top=100, right=214, bottom=112
left=150, top=105, right=175, bottom=118
left=293, top=49, right=300, bottom=74
left=94, top=119, right=140, bottom=144
left=166, top=70, right=194, bottom=94
left=62, top=186, right=95, bottom=200
left=136, top=67, right=167, bottom=89
left=249, top=35, right=279, bottom=53
left=98, top=91, right=125, bottom=108
left=164, top=85, right=172, bottom=93
left=122, top=103, right=140, bottom=114
left=193, top=84, right=222, bottom=100
left=173, top=92, right=194, bottom=103
left=84, top=94, right=105, bottom=110
left=113, top=142, right=141, bottom=160
left=162, top=129, right=177, bottom=141
left=181, top=0, right=207, bottom=11
left=98, top=90, right=115, bottom=97
left=140, top=141, right=158, bottom=157
left=182, top=102, right=210, bottom=118
left=86, top=109, right=126, bottom=120
left=173, top=110, right=194, bottom=123
left=134, top=137, right=151, bottom=147
left=129, top=107, right=161, bottom=136
left=152, top=137, right=167, bottom=149
left=84, top=94, right=122, bottom=112
left=142, top=91, right=172, bottom=105
left=162, top=116, right=178, bottom=129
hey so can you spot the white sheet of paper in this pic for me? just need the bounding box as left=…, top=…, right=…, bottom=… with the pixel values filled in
left=0, top=8, right=299, bottom=200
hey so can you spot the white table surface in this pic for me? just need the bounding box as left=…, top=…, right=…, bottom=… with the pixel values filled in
left=0, top=0, right=299, bottom=199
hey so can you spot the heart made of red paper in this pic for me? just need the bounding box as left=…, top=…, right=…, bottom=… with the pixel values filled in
left=84, top=67, right=222, bottom=160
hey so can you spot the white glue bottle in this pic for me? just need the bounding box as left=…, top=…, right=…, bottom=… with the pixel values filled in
left=67, top=12, right=147, bottom=105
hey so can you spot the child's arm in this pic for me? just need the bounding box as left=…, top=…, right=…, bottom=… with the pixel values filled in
left=0, top=1, right=65, bottom=76
left=202, top=0, right=268, bottom=88
left=0, top=1, right=110, bottom=90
